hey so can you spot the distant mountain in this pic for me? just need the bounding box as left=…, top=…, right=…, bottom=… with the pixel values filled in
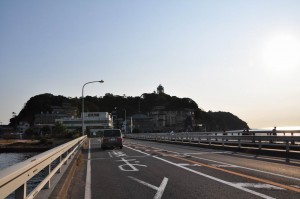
left=10, top=92, right=249, bottom=131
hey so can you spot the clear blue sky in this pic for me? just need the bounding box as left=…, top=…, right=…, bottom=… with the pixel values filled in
left=1, top=0, right=300, bottom=128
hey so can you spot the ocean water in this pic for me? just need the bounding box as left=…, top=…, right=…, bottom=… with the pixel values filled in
left=0, top=152, right=49, bottom=198
left=261, top=126, right=300, bottom=131
left=0, top=152, right=37, bottom=170
left=259, top=126, right=300, bottom=136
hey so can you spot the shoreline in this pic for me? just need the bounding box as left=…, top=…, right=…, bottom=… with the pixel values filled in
left=0, top=138, right=71, bottom=153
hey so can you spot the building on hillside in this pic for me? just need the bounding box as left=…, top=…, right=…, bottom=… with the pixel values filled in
left=130, top=113, right=154, bottom=133
left=0, top=125, right=14, bottom=136
left=34, top=103, right=78, bottom=127
left=148, top=106, right=195, bottom=132
left=55, top=112, right=112, bottom=133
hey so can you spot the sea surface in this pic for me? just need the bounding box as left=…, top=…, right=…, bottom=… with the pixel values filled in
left=258, top=126, right=300, bottom=136
left=0, top=152, right=47, bottom=198
left=0, top=152, right=38, bottom=170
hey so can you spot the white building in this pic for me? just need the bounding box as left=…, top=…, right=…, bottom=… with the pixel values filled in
left=55, top=112, right=112, bottom=133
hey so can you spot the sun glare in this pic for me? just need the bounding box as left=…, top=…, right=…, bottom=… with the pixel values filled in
left=262, top=34, right=300, bottom=73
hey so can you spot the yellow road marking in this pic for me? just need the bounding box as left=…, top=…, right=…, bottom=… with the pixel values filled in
left=128, top=143, right=300, bottom=193
left=170, top=155, right=300, bottom=193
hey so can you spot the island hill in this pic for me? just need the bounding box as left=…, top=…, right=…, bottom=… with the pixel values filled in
left=8, top=85, right=249, bottom=136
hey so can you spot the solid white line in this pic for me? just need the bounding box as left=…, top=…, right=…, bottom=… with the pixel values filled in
left=153, top=155, right=275, bottom=199
left=84, top=139, right=91, bottom=199
left=189, top=155, right=300, bottom=182
left=128, top=143, right=300, bottom=182
left=125, top=145, right=275, bottom=199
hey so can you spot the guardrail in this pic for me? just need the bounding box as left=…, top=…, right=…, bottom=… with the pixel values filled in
left=125, top=130, right=300, bottom=154
left=0, top=136, right=87, bottom=199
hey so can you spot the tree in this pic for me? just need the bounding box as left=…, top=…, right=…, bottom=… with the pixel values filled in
left=52, top=122, right=68, bottom=138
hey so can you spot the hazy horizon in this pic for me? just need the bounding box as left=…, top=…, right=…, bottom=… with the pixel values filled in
left=1, top=1, right=300, bottom=128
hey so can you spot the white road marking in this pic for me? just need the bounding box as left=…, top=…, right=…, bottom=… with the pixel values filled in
left=127, top=144, right=300, bottom=181
left=234, top=183, right=285, bottom=190
left=291, top=185, right=300, bottom=188
left=154, top=177, right=169, bottom=199
left=128, top=176, right=168, bottom=199
left=177, top=163, right=191, bottom=166
left=84, top=139, right=91, bottom=199
left=189, top=155, right=300, bottom=182
left=117, top=158, right=147, bottom=171
left=184, top=151, right=230, bottom=155
left=125, top=145, right=275, bottom=199
left=211, top=164, right=240, bottom=168
left=112, top=150, right=127, bottom=157
left=108, top=152, right=113, bottom=158
left=177, top=163, right=201, bottom=167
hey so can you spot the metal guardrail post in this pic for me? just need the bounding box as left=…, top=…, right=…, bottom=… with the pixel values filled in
left=64, top=152, right=68, bottom=165
left=238, top=139, right=241, bottom=148
left=44, top=165, right=51, bottom=189
left=68, top=149, right=72, bottom=159
left=286, top=141, right=290, bottom=153
left=259, top=139, right=262, bottom=150
left=15, top=183, right=26, bottom=199
left=58, top=156, right=62, bottom=173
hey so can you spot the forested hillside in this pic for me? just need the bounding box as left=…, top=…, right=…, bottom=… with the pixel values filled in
left=10, top=93, right=249, bottom=131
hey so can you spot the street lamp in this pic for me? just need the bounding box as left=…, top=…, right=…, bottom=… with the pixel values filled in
left=123, top=109, right=126, bottom=133
left=82, top=80, right=104, bottom=136
left=112, top=107, right=126, bottom=132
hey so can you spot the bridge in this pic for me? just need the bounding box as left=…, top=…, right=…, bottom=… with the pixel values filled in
left=0, top=130, right=300, bottom=199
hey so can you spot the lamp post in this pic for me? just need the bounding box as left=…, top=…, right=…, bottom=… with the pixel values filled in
left=112, top=107, right=126, bottom=132
left=124, top=109, right=126, bottom=133
left=82, top=80, right=104, bottom=136
left=138, top=94, right=144, bottom=112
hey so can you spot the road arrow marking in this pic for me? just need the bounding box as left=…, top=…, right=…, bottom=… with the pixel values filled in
left=128, top=176, right=168, bottom=199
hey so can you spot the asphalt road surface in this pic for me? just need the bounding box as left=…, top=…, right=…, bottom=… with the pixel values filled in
left=68, top=138, right=300, bottom=199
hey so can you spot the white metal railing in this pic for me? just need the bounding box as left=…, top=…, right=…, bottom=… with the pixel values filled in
left=125, top=130, right=300, bottom=153
left=0, top=136, right=86, bottom=199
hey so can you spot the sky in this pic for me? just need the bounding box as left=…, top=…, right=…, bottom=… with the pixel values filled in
left=1, top=0, right=300, bottom=128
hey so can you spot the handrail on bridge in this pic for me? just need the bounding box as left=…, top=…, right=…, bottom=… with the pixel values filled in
left=125, top=130, right=300, bottom=154
left=0, top=135, right=87, bottom=199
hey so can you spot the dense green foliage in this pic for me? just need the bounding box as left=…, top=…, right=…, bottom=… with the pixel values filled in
left=10, top=93, right=249, bottom=131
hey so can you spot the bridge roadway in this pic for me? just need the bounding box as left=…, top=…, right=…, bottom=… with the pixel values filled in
left=67, top=138, right=300, bottom=199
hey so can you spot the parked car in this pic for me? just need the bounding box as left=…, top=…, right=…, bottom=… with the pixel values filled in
left=99, top=129, right=123, bottom=149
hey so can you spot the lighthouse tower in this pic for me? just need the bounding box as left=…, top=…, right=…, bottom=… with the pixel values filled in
left=157, top=84, right=164, bottom=94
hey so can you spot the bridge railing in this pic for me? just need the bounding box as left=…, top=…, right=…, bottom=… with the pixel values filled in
left=125, top=130, right=300, bottom=153
left=0, top=135, right=87, bottom=199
